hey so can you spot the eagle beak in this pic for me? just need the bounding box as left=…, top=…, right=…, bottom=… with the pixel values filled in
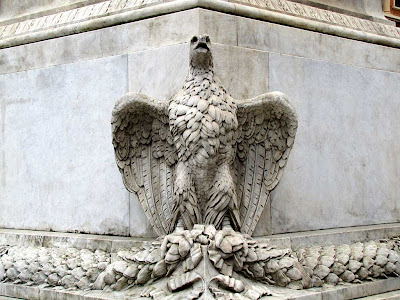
left=195, top=42, right=209, bottom=51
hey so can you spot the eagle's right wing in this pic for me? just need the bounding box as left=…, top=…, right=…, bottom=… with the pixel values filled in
left=112, top=93, right=178, bottom=236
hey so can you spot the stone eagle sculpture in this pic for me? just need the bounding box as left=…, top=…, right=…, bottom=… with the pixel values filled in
left=112, top=34, right=298, bottom=236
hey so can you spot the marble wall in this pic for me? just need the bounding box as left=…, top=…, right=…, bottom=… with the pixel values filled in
left=0, top=55, right=130, bottom=236
left=1, top=8, right=399, bottom=237
left=269, top=53, right=400, bottom=234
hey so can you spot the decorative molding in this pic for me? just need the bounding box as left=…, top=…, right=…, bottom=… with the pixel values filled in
left=1, top=231, right=400, bottom=299
left=0, top=0, right=161, bottom=40
left=232, top=0, right=400, bottom=39
left=0, top=0, right=399, bottom=49
left=1, top=225, right=400, bottom=299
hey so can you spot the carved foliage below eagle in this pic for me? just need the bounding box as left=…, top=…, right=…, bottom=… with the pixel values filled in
left=112, top=35, right=298, bottom=236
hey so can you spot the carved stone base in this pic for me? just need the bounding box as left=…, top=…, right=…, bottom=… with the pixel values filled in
left=1, top=226, right=400, bottom=299
left=93, top=225, right=287, bottom=299
left=137, top=246, right=271, bottom=300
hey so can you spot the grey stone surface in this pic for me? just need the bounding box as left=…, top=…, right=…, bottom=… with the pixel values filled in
left=1, top=277, right=400, bottom=299
left=0, top=0, right=399, bottom=51
left=290, top=0, right=393, bottom=24
left=268, top=53, right=400, bottom=235
left=0, top=9, right=399, bottom=238
left=128, top=43, right=189, bottom=101
left=2, top=227, right=400, bottom=298
left=128, top=42, right=269, bottom=101
left=323, top=277, right=400, bottom=299
left=0, top=228, right=147, bottom=253
left=213, top=44, right=269, bottom=99
left=235, top=11, right=400, bottom=74
left=0, top=38, right=270, bottom=237
left=0, top=55, right=133, bottom=236
left=0, top=0, right=95, bottom=24
left=129, top=193, right=157, bottom=238
left=360, top=289, right=400, bottom=299
left=0, top=3, right=399, bottom=300
left=2, top=222, right=399, bottom=253
left=39, top=289, right=90, bottom=300
left=0, top=9, right=199, bottom=75
left=257, top=222, right=400, bottom=250
left=1, top=9, right=400, bottom=77
left=199, top=9, right=238, bottom=47
left=0, top=283, right=40, bottom=300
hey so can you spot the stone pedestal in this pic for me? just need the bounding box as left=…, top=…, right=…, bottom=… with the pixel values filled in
left=0, top=0, right=400, bottom=298
left=1, top=225, right=400, bottom=299
left=1, top=0, right=400, bottom=238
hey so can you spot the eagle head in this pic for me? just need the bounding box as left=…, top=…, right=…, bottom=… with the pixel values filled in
left=189, top=34, right=213, bottom=70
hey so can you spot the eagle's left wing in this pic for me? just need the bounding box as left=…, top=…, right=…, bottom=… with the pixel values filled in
left=234, top=92, right=298, bottom=236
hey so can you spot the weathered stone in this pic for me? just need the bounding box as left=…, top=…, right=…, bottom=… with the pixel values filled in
left=340, top=270, right=356, bottom=282
left=41, top=262, right=54, bottom=276
left=136, top=265, right=152, bottom=284
left=1, top=255, right=13, bottom=270
left=93, top=272, right=106, bottom=290
left=331, top=263, right=346, bottom=276
left=71, top=267, right=85, bottom=280
left=76, top=276, right=91, bottom=290
left=358, top=267, right=369, bottom=280
left=320, top=255, right=334, bottom=268
left=18, top=270, right=33, bottom=282
left=31, top=271, right=47, bottom=284
left=59, top=275, right=77, bottom=288
left=286, top=267, right=302, bottom=281
left=47, top=273, right=60, bottom=286
left=123, top=264, right=139, bottom=279
left=112, top=261, right=128, bottom=275
left=0, top=263, right=5, bottom=281
left=303, top=257, right=318, bottom=270
left=269, top=53, right=400, bottom=235
left=348, top=260, right=362, bottom=273
left=376, top=255, right=389, bottom=267
left=0, top=55, right=130, bottom=237
left=27, top=262, right=40, bottom=274
left=265, top=260, right=280, bottom=273
left=103, top=268, right=116, bottom=285
left=325, top=273, right=339, bottom=285
left=0, top=2, right=399, bottom=299
left=389, top=251, right=400, bottom=264
left=13, top=260, right=27, bottom=273
left=6, top=268, right=18, bottom=280
left=313, top=265, right=330, bottom=280
left=86, top=267, right=100, bottom=282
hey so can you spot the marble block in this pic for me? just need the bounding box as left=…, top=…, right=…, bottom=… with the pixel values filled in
left=0, top=9, right=399, bottom=237
left=0, top=55, right=131, bottom=236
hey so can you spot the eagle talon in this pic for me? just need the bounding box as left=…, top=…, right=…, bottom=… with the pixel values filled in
left=174, top=218, right=185, bottom=233
left=222, top=216, right=233, bottom=231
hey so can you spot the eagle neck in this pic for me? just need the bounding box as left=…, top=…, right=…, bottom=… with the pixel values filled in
left=189, top=65, right=214, bottom=79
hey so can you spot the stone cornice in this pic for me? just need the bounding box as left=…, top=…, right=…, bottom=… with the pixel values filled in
left=0, top=0, right=399, bottom=49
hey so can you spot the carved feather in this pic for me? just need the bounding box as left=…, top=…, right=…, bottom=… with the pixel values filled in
left=112, top=50, right=297, bottom=237
left=235, top=92, right=298, bottom=236
left=111, top=93, right=177, bottom=236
